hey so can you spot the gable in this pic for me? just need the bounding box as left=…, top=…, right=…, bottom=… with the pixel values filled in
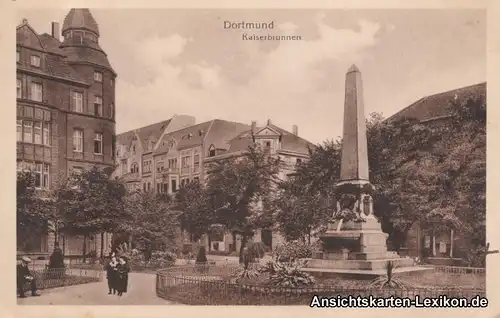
left=16, top=24, right=45, bottom=51
left=128, top=134, right=142, bottom=154
left=255, top=127, right=280, bottom=136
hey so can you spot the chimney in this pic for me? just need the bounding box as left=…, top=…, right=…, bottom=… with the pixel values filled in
left=251, top=121, right=257, bottom=132
left=51, top=22, right=60, bottom=40
left=267, top=119, right=272, bottom=125
left=292, top=125, right=298, bottom=136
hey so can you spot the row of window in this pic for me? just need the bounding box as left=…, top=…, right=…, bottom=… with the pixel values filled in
left=128, top=155, right=201, bottom=175
left=17, top=119, right=50, bottom=145
left=16, top=161, right=50, bottom=189
left=72, top=130, right=103, bottom=155
left=17, top=50, right=104, bottom=84
left=71, top=91, right=112, bottom=117
left=140, top=176, right=202, bottom=195
left=17, top=105, right=51, bottom=121
left=63, top=30, right=98, bottom=43
left=17, top=79, right=109, bottom=117
left=17, top=79, right=43, bottom=102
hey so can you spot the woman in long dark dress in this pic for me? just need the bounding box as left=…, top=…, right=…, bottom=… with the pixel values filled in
left=115, top=257, right=130, bottom=296
left=105, top=254, right=118, bottom=295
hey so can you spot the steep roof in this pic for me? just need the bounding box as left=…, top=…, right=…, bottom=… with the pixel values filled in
left=16, top=21, right=88, bottom=85
left=38, top=33, right=64, bottom=55
left=152, top=119, right=248, bottom=155
left=62, top=9, right=100, bottom=36
left=387, top=82, right=486, bottom=123
left=155, top=121, right=214, bottom=154
left=117, top=119, right=173, bottom=152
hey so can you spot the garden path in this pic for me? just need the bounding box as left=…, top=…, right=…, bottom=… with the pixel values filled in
left=17, top=272, right=177, bottom=305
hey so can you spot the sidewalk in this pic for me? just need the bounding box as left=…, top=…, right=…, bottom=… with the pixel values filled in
left=17, top=272, right=177, bottom=305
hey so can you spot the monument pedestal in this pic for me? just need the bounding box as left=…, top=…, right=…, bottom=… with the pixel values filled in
left=304, top=216, right=418, bottom=276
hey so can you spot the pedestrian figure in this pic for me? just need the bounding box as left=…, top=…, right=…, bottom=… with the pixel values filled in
left=115, top=256, right=130, bottom=296
left=105, top=253, right=118, bottom=295
left=17, top=256, right=40, bottom=298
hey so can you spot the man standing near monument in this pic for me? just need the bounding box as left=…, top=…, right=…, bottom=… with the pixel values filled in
left=17, top=256, right=41, bottom=298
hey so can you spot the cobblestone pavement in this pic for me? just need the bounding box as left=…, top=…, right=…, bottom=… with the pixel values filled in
left=17, top=272, right=177, bottom=305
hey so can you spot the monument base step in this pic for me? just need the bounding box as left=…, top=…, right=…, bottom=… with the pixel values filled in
left=304, top=257, right=415, bottom=271
left=349, top=251, right=399, bottom=260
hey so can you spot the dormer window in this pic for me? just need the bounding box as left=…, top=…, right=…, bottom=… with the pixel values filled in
left=94, top=71, right=102, bottom=82
left=199, top=130, right=204, bottom=136
left=30, top=55, right=40, bottom=67
left=188, top=133, right=193, bottom=139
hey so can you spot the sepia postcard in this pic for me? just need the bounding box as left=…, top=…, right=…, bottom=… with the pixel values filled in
left=0, top=1, right=499, bottom=318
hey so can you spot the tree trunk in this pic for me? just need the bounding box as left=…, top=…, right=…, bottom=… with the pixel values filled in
left=232, top=232, right=237, bottom=252
left=100, top=232, right=105, bottom=258
left=82, top=235, right=87, bottom=263
left=239, top=235, right=249, bottom=263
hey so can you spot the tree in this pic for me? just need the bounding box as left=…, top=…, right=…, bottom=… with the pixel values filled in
left=53, top=167, right=128, bottom=260
left=204, top=145, right=280, bottom=262
left=17, top=171, right=54, bottom=252
left=123, top=190, right=180, bottom=261
left=175, top=181, right=212, bottom=242
left=274, top=141, right=340, bottom=243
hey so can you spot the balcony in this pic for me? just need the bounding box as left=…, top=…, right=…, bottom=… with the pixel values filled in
left=158, top=167, right=179, bottom=177
left=193, top=165, right=200, bottom=173
left=122, top=172, right=140, bottom=182
left=180, top=167, right=191, bottom=175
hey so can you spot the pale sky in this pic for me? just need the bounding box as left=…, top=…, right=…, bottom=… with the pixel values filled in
left=17, top=9, right=486, bottom=144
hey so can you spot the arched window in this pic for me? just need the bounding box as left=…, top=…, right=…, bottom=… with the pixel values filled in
left=130, top=163, right=139, bottom=173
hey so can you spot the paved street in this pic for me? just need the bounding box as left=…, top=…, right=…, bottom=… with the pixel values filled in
left=17, top=272, right=177, bottom=305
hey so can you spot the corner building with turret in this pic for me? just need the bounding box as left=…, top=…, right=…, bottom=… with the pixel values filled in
left=16, top=9, right=115, bottom=258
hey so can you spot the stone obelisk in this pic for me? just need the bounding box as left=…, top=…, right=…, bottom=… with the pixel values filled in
left=320, top=65, right=397, bottom=261
left=331, top=64, right=379, bottom=231
left=339, top=64, right=369, bottom=186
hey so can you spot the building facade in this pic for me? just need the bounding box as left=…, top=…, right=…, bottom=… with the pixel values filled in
left=203, top=119, right=315, bottom=253
left=114, top=116, right=251, bottom=194
left=114, top=117, right=314, bottom=253
left=16, top=9, right=116, bottom=258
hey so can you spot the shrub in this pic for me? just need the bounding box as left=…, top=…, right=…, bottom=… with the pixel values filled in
left=265, top=260, right=315, bottom=288
left=368, top=261, right=415, bottom=289
left=246, top=241, right=268, bottom=260
left=196, top=246, right=208, bottom=263
left=149, top=251, right=177, bottom=268
left=195, top=246, right=209, bottom=273
left=273, top=241, right=313, bottom=262
left=86, top=250, right=98, bottom=263
left=232, top=266, right=260, bottom=282
left=128, top=249, right=146, bottom=269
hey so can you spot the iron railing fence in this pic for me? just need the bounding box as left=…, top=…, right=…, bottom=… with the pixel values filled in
left=155, top=264, right=486, bottom=305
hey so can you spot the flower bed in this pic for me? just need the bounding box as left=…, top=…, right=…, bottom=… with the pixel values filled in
left=156, top=264, right=486, bottom=305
